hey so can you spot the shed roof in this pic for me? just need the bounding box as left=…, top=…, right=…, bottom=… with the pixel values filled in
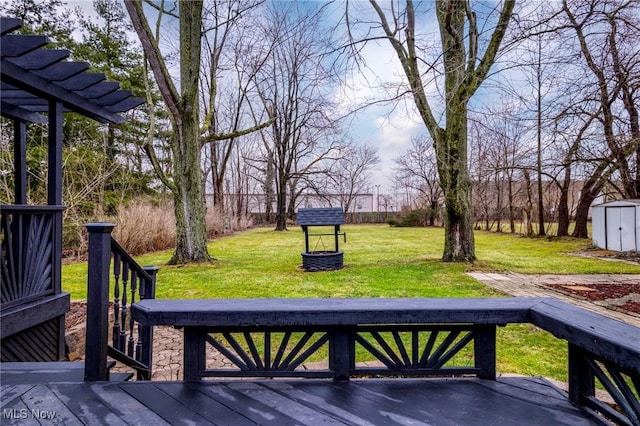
left=296, top=208, right=344, bottom=226
left=592, top=199, right=640, bottom=208
left=1, top=17, right=144, bottom=124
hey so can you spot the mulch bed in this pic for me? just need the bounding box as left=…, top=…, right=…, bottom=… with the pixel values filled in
left=543, top=283, right=640, bottom=316
left=614, top=301, right=640, bottom=315
left=66, top=301, right=88, bottom=329
left=65, top=301, right=115, bottom=330
left=580, top=249, right=640, bottom=264
left=543, top=283, right=640, bottom=301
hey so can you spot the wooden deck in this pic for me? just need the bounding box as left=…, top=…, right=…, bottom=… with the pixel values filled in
left=1, top=364, right=598, bottom=425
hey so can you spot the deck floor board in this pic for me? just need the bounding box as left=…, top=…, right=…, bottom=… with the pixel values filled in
left=193, top=382, right=308, bottom=425
left=50, top=384, right=129, bottom=426
left=119, top=382, right=216, bottom=426
left=87, top=383, right=171, bottom=425
left=159, top=383, right=257, bottom=426
left=0, top=375, right=601, bottom=425
left=20, top=384, right=84, bottom=426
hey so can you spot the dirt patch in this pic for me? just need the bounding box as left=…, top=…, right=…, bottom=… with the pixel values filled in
left=577, top=248, right=640, bottom=264
left=66, top=301, right=88, bottom=329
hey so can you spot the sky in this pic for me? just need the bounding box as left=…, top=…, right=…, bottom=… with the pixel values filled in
left=328, top=2, right=439, bottom=194
left=64, top=0, right=427, bottom=194
left=63, top=0, right=514, bottom=196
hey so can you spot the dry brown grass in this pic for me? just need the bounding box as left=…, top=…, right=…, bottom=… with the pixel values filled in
left=112, top=201, right=175, bottom=256
left=112, top=201, right=254, bottom=256
left=61, top=200, right=255, bottom=258
left=205, top=206, right=254, bottom=238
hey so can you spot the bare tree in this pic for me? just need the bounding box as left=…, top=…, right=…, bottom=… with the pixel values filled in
left=349, top=0, right=515, bottom=261
left=324, top=144, right=380, bottom=213
left=201, top=1, right=272, bottom=218
left=555, top=0, right=640, bottom=237
left=394, top=136, right=442, bottom=226
left=562, top=0, right=640, bottom=199
left=125, top=0, right=272, bottom=263
left=256, top=1, right=344, bottom=231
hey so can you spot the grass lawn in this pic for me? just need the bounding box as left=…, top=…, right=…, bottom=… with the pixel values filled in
left=62, top=225, right=640, bottom=382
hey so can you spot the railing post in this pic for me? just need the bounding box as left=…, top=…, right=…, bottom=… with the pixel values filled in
left=474, top=325, right=496, bottom=380
left=184, top=327, right=207, bottom=382
left=330, top=328, right=353, bottom=381
left=139, top=266, right=159, bottom=379
left=141, top=266, right=159, bottom=299
left=85, top=222, right=115, bottom=381
left=568, top=343, right=594, bottom=406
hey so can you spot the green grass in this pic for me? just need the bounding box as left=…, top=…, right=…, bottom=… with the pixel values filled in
left=62, top=225, right=640, bottom=382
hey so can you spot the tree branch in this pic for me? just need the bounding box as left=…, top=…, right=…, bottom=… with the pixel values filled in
left=125, top=0, right=182, bottom=126
left=467, top=0, right=515, bottom=97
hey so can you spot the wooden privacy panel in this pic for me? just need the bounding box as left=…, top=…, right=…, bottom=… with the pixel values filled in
left=1, top=206, right=67, bottom=361
left=1, top=207, right=56, bottom=308
left=1, top=316, right=63, bottom=361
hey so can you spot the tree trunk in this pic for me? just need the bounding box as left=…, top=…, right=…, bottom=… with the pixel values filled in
left=557, top=167, right=572, bottom=237
left=429, top=196, right=438, bottom=226
left=572, top=178, right=603, bottom=239
left=438, top=104, right=475, bottom=261
left=287, top=181, right=297, bottom=222
left=169, top=1, right=210, bottom=264
left=557, top=194, right=570, bottom=237
left=495, top=176, right=503, bottom=232
left=264, top=151, right=274, bottom=223
left=522, top=169, right=534, bottom=237
left=572, top=195, right=595, bottom=239
left=212, top=174, right=225, bottom=215
left=171, top=171, right=210, bottom=264
left=275, top=176, right=288, bottom=231
left=508, top=175, right=515, bottom=233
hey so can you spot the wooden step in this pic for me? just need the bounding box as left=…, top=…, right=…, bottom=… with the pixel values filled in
left=0, top=361, right=133, bottom=384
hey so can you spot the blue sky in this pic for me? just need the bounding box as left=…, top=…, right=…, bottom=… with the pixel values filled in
left=67, top=0, right=521, bottom=195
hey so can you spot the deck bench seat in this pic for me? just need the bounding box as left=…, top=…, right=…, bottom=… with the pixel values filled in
left=131, top=297, right=541, bottom=327
left=131, top=297, right=542, bottom=382
left=131, top=296, right=640, bottom=425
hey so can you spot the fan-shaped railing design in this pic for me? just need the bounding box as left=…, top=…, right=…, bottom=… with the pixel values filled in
left=194, top=325, right=482, bottom=379
left=1, top=205, right=63, bottom=308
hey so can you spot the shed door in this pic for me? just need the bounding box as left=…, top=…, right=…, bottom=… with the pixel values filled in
left=606, top=206, right=636, bottom=251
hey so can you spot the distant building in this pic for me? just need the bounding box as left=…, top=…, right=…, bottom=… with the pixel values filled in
left=206, top=193, right=376, bottom=214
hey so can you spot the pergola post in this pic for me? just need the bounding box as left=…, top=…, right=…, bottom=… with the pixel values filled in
left=48, top=100, right=63, bottom=206
left=13, top=119, right=27, bottom=204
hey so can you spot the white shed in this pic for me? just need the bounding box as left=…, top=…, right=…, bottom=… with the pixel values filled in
left=591, top=199, right=640, bottom=251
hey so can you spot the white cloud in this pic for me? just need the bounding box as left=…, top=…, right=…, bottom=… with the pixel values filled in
left=334, top=36, right=435, bottom=193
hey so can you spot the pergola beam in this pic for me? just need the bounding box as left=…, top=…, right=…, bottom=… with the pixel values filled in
left=1, top=59, right=124, bottom=124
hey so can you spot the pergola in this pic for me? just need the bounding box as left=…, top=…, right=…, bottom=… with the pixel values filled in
left=0, top=17, right=144, bottom=361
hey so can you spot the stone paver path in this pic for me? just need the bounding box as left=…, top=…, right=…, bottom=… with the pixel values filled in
left=467, top=272, right=640, bottom=327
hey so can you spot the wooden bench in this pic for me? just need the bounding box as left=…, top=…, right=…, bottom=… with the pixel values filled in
left=132, top=297, right=542, bottom=382
left=131, top=296, right=640, bottom=424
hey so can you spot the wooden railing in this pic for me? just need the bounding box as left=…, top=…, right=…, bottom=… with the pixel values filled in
left=529, top=299, right=640, bottom=426
left=132, top=297, right=640, bottom=426
left=85, top=223, right=158, bottom=381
